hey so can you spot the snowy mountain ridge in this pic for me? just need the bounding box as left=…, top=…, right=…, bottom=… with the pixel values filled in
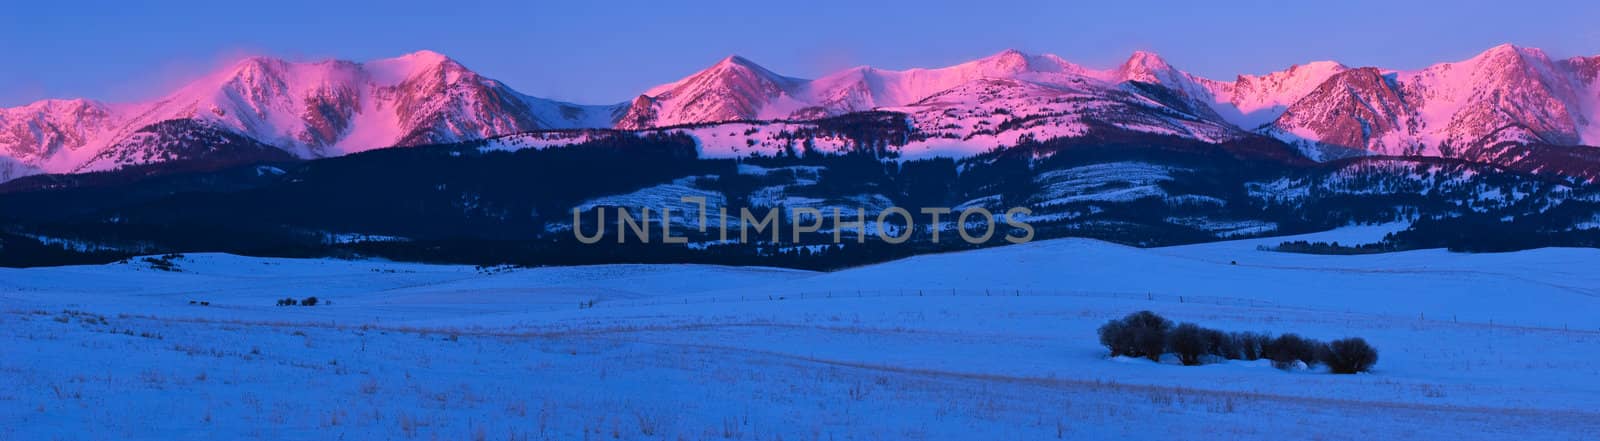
left=630, top=45, right=1600, bottom=165
left=0, top=50, right=619, bottom=178
left=4, top=44, right=1600, bottom=183
left=1264, top=44, right=1600, bottom=161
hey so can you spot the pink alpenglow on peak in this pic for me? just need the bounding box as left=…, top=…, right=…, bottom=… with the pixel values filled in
left=1264, top=43, right=1600, bottom=160
left=617, top=54, right=806, bottom=130
left=4, top=44, right=1600, bottom=184
left=0, top=51, right=622, bottom=181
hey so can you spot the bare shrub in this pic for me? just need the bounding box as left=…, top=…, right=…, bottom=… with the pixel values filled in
left=1321, top=338, right=1379, bottom=373
left=1097, top=311, right=1173, bottom=361
left=1166, top=323, right=1210, bottom=366
left=1231, top=332, right=1271, bottom=360
left=1264, top=333, right=1320, bottom=369
left=1202, top=327, right=1236, bottom=360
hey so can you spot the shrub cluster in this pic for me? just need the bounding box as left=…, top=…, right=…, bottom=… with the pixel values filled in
left=1323, top=337, right=1381, bottom=374
left=141, top=254, right=185, bottom=272
left=1096, top=311, right=1171, bottom=361
left=1265, top=333, right=1320, bottom=369
left=1096, top=311, right=1377, bottom=373
left=275, top=296, right=321, bottom=307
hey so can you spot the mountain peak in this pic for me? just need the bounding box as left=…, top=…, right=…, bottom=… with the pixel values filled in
left=1470, top=43, right=1549, bottom=65
left=378, top=49, right=463, bottom=72
left=969, top=48, right=1077, bottom=75
left=1127, top=50, right=1165, bottom=62
left=621, top=54, right=799, bottom=129
left=226, top=55, right=285, bottom=73
left=715, top=54, right=758, bottom=68
left=1116, top=50, right=1181, bottom=84
left=993, top=48, right=1027, bottom=58
left=212, top=56, right=294, bottom=93
left=22, top=97, right=100, bottom=110
left=1122, top=50, right=1171, bottom=71
left=693, top=54, right=785, bottom=82
left=397, top=49, right=452, bottom=64
left=977, top=48, right=1030, bottom=64
left=1485, top=42, right=1522, bottom=53
left=1294, top=60, right=1347, bottom=73
left=360, top=50, right=469, bottom=84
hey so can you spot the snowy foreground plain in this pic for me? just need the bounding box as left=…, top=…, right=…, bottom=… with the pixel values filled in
left=3, top=225, right=1599, bottom=440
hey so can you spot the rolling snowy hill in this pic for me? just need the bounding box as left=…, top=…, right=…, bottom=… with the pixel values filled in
left=2, top=227, right=1597, bottom=439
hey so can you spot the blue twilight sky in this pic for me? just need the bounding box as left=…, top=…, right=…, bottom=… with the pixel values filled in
left=3, top=0, right=1599, bottom=107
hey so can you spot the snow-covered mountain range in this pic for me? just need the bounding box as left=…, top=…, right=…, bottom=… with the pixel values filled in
left=0, top=51, right=617, bottom=178
left=1263, top=45, right=1600, bottom=162
left=4, top=44, right=1600, bottom=182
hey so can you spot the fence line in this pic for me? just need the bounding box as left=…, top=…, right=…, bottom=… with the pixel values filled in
left=573, top=287, right=1281, bottom=312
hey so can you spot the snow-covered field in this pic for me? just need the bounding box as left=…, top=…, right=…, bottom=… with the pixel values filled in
left=3, top=226, right=1598, bottom=440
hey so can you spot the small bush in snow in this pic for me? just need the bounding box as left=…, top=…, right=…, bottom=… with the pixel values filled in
left=1321, top=338, right=1379, bottom=373
left=1265, top=333, right=1321, bottom=369
left=1166, top=323, right=1211, bottom=365
left=301, top=297, right=319, bottom=307
left=1096, top=320, right=1130, bottom=357
left=1202, top=327, right=1237, bottom=360
left=1097, top=310, right=1173, bottom=361
left=1231, top=332, right=1271, bottom=361
left=1125, top=312, right=1173, bottom=361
